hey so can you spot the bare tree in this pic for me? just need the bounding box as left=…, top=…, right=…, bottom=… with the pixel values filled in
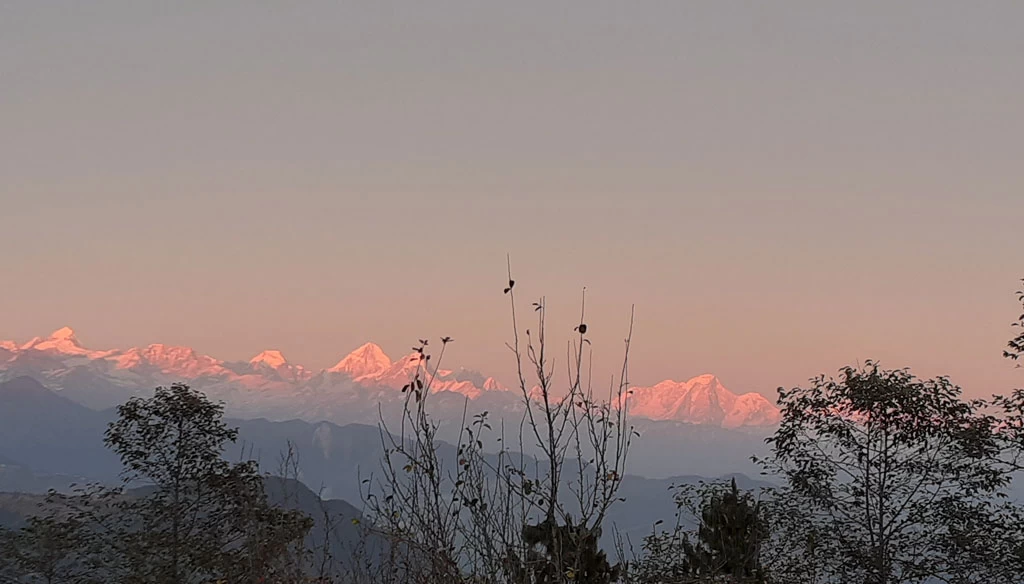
left=359, top=263, right=636, bottom=583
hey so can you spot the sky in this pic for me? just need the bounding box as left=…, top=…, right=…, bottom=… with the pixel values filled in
left=2, top=2, right=1023, bottom=399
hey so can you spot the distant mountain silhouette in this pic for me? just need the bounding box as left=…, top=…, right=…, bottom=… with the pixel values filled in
left=0, top=376, right=772, bottom=546
left=0, top=376, right=119, bottom=479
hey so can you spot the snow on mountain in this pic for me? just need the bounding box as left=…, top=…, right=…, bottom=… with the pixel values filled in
left=482, top=377, right=505, bottom=392
left=328, top=342, right=392, bottom=379
left=622, top=374, right=780, bottom=428
left=332, top=347, right=505, bottom=400
left=16, top=327, right=111, bottom=359
left=0, top=328, right=780, bottom=427
left=113, top=344, right=231, bottom=379
left=251, top=350, right=288, bottom=369
left=725, top=392, right=781, bottom=428
left=245, top=349, right=310, bottom=384
left=367, top=351, right=425, bottom=387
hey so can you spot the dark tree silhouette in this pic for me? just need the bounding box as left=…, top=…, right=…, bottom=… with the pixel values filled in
left=0, top=514, right=88, bottom=584
left=688, top=479, right=767, bottom=583
left=520, top=517, right=620, bottom=584
left=632, top=479, right=769, bottom=584
left=2, top=383, right=312, bottom=584
left=760, top=363, right=1024, bottom=584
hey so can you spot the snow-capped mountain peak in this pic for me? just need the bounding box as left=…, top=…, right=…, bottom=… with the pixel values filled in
left=329, top=342, right=393, bottom=379
left=622, top=374, right=779, bottom=428
left=17, top=326, right=106, bottom=358
left=483, top=377, right=506, bottom=392
left=0, top=328, right=781, bottom=428
left=688, top=373, right=721, bottom=386
left=243, top=349, right=309, bottom=384
left=50, top=326, right=77, bottom=341
left=250, top=350, right=289, bottom=369
left=113, top=344, right=230, bottom=379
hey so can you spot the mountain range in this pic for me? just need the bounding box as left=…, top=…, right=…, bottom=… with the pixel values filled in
left=0, top=327, right=780, bottom=429
left=0, top=375, right=770, bottom=549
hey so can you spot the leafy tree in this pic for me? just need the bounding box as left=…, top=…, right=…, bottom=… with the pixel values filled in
left=631, top=523, right=694, bottom=584
left=520, top=516, right=620, bottom=584
left=760, top=363, right=1023, bottom=584
left=632, top=479, right=768, bottom=584
left=752, top=487, right=828, bottom=584
left=689, top=479, right=767, bottom=583
left=0, top=515, right=89, bottom=584
left=4, top=383, right=312, bottom=584
left=106, top=383, right=313, bottom=582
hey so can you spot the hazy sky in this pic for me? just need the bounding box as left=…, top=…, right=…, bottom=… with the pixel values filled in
left=2, top=2, right=1023, bottom=399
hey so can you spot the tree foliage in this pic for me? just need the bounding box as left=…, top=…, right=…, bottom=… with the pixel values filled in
left=0, top=514, right=89, bottom=584
left=2, top=383, right=312, bottom=584
left=760, top=363, right=1023, bottom=584
left=689, top=479, right=767, bottom=583
left=632, top=479, right=769, bottom=584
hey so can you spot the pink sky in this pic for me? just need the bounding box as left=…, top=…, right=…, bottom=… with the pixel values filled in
left=2, top=2, right=1023, bottom=399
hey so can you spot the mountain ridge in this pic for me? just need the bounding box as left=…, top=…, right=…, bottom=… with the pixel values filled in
left=0, top=327, right=779, bottom=428
left=0, top=376, right=773, bottom=552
